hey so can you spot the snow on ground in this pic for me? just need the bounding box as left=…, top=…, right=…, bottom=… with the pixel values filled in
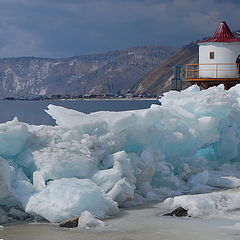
left=2, top=84, right=240, bottom=223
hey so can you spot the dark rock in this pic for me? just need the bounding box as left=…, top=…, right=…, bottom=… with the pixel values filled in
left=59, top=217, right=79, bottom=228
left=9, top=207, right=30, bottom=220
left=163, top=207, right=189, bottom=217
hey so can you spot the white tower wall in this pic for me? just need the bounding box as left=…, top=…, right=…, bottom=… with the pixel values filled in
left=199, top=43, right=240, bottom=78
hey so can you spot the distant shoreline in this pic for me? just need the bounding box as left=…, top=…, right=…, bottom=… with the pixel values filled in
left=1, top=97, right=159, bottom=101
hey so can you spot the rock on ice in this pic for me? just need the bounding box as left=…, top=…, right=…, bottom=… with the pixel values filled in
left=164, top=188, right=240, bottom=218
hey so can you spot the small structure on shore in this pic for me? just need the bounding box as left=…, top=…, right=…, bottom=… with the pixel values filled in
left=173, top=21, right=240, bottom=90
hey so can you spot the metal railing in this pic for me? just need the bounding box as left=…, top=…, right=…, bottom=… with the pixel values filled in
left=186, top=63, right=240, bottom=79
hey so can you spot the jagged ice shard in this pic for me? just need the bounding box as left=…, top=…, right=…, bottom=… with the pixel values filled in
left=2, top=84, right=240, bottom=222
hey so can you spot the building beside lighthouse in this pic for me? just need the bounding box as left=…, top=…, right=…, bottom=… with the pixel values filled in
left=174, top=21, right=240, bottom=90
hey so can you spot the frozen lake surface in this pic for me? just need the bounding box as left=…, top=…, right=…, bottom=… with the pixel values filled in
left=2, top=86, right=240, bottom=239
left=1, top=203, right=240, bottom=240
left=0, top=99, right=158, bottom=125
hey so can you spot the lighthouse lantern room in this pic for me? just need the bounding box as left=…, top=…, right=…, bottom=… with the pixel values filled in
left=185, top=21, right=240, bottom=89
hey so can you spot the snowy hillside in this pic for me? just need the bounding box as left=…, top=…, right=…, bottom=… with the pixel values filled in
left=0, top=45, right=177, bottom=99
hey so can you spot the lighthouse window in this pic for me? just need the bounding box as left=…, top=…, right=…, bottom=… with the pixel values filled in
left=209, top=52, right=215, bottom=59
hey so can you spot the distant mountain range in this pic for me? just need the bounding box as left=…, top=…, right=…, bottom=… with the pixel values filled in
left=1, top=30, right=240, bottom=99
left=0, top=45, right=178, bottom=99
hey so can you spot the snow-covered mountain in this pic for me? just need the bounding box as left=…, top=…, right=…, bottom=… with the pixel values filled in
left=0, top=45, right=178, bottom=98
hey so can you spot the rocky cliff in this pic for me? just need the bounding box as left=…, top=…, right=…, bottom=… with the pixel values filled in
left=132, top=43, right=198, bottom=96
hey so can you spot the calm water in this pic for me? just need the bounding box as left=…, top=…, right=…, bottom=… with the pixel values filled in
left=0, top=99, right=158, bottom=125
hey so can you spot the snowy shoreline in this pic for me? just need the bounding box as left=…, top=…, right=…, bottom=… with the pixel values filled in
left=1, top=202, right=239, bottom=240
left=2, top=84, right=240, bottom=225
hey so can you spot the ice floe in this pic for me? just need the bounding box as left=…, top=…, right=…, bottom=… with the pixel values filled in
left=78, top=211, right=105, bottom=229
left=2, top=85, right=240, bottom=222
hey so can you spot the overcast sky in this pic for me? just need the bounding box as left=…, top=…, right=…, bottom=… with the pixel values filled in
left=0, top=0, right=239, bottom=58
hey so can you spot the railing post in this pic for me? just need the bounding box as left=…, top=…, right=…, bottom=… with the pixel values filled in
left=197, top=64, right=199, bottom=78
left=237, top=63, right=239, bottom=78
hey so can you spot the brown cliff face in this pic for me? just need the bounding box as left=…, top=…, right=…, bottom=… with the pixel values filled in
left=132, top=43, right=199, bottom=96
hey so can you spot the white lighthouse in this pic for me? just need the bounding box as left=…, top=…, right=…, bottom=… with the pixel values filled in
left=185, top=21, right=240, bottom=89
left=198, top=21, right=240, bottom=78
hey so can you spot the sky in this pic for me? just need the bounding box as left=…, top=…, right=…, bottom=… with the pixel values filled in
left=0, top=0, right=240, bottom=58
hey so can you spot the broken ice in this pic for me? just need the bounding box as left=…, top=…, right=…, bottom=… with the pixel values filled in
left=2, top=85, right=240, bottom=222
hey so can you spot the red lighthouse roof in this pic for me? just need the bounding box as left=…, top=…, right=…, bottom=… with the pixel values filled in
left=198, top=21, right=240, bottom=43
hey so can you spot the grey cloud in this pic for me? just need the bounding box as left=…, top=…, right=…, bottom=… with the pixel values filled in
left=0, top=0, right=239, bottom=57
